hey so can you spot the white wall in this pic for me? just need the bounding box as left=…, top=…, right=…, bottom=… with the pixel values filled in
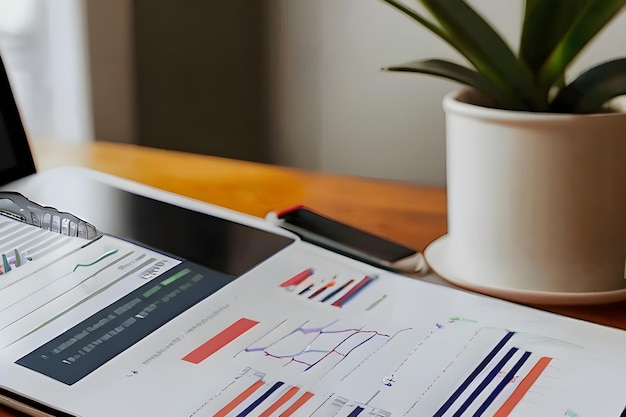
left=268, top=0, right=626, bottom=187
left=0, top=0, right=92, bottom=143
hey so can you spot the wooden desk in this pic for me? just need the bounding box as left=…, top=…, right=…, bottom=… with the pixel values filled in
left=1, top=139, right=624, bottom=416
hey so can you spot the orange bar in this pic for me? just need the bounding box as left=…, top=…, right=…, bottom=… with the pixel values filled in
left=214, top=379, right=265, bottom=417
left=279, top=267, right=314, bottom=287
left=279, top=391, right=315, bottom=417
left=181, top=318, right=259, bottom=364
left=494, top=357, right=552, bottom=417
left=258, top=386, right=300, bottom=417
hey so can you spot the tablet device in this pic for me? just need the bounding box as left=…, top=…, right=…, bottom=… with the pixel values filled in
left=0, top=55, right=36, bottom=186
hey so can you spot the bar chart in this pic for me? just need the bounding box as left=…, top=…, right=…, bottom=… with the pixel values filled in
left=182, top=311, right=584, bottom=416
left=194, top=367, right=392, bottom=417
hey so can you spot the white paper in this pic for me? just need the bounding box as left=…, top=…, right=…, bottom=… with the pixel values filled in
left=1, top=217, right=625, bottom=417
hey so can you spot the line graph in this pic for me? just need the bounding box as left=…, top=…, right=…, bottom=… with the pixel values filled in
left=180, top=305, right=590, bottom=417
left=0, top=234, right=180, bottom=349
left=186, top=310, right=590, bottom=416
left=242, top=319, right=410, bottom=379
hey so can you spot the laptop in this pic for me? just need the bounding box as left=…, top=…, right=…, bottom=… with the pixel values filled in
left=0, top=55, right=36, bottom=186
left=1, top=55, right=626, bottom=417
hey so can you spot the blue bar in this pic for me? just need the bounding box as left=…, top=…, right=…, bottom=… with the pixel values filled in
left=452, top=348, right=518, bottom=417
left=433, top=331, right=515, bottom=417
left=236, top=381, right=284, bottom=417
left=347, top=406, right=365, bottom=416
left=474, top=351, right=531, bottom=416
left=2, top=254, right=10, bottom=272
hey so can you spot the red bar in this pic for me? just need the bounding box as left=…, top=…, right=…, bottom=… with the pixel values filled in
left=182, top=318, right=259, bottom=364
left=259, top=386, right=300, bottom=417
left=279, top=268, right=314, bottom=287
left=493, top=356, right=552, bottom=417
left=214, top=379, right=265, bottom=417
left=331, top=275, right=376, bottom=307
left=279, top=391, right=315, bottom=417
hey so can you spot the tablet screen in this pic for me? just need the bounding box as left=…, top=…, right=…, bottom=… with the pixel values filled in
left=88, top=182, right=295, bottom=277
left=17, top=176, right=295, bottom=278
left=8, top=177, right=295, bottom=385
left=0, top=111, right=18, bottom=172
left=0, top=55, right=36, bottom=185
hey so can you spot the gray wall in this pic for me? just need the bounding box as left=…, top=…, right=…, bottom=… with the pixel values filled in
left=268, top=0, right=626, bottom=187
left=85, top=1, right=626, bottom=186
left=86, top=0, right=273, bottom=163
left=132, top=0, right=271, bottom=163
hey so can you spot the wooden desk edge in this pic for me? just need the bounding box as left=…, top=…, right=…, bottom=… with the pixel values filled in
left=0, top=138, right=624, bottom=417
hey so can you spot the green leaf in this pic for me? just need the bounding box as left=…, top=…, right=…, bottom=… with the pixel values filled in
left=522, top=0, right=539, bottom=21
left=520, top=0, right=589, bottom=75
left=551, top=58, right=626, bottom=113
left=378, top=0, right=448, bottom=41
left=383, top=59, right=526, bottom=109
left=379, top=0, right=545, bottom=110
left=538, top=0, right=626, bottom=90
left=418, top=0, right=547, bottom=110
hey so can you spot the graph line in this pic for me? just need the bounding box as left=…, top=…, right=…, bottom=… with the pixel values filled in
left=72, top=249, right=119, bottom=272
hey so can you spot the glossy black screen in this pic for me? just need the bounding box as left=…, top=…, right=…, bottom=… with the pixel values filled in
left=35, top=179, right=295, bottom=277
left=0, top=55, right=36, bottom=185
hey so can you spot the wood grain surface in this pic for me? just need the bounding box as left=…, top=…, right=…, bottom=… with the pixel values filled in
left=1, top=139, right=623, bottom=417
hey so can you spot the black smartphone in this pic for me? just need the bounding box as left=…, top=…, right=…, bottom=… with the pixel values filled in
left=266, top=205, right=427, bottom=274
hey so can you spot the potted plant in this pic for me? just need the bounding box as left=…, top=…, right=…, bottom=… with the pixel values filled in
left=379, top=0, right=626, bottom=304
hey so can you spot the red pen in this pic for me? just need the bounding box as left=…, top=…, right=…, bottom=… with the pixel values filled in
left=321, top=279, right=355, bottom=303
left=308, top=279, right=336, bottom=299
left=331, top=275, right=378, bottom=307
left=280, top=268, right=314, bottom=288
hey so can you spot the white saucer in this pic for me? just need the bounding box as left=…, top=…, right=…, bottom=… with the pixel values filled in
left=424, top=235, right=626, bottom=306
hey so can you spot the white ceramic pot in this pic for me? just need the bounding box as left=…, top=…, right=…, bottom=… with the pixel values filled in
left=425, top=89, right=626, bottom=303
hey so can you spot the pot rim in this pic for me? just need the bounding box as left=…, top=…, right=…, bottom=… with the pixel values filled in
left=443, top=88, right=626, bottom=123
